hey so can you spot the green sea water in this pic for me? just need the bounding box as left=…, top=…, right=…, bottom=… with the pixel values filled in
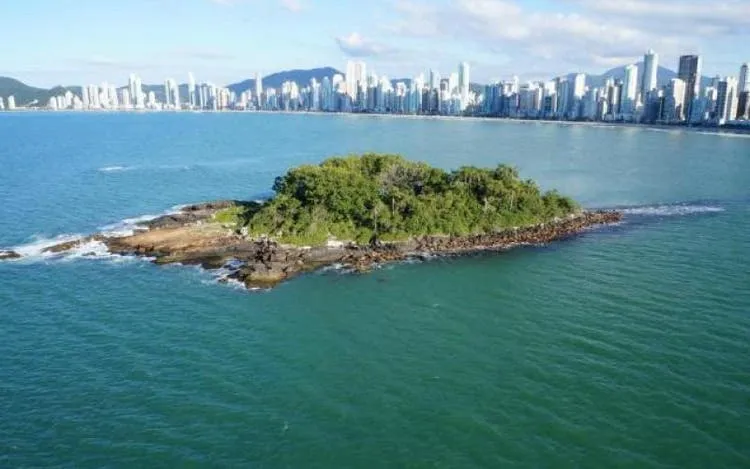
left=0, top=113, right=749, bottom=468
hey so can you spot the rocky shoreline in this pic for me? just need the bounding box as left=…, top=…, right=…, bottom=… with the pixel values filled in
left=1, top=201, right=622, bottom=289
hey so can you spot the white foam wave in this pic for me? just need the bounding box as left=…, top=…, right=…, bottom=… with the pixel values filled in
left=99, top=206, right=186, bottom=238
left=99, top=214, right=160, bottom=237
left=7, top=234, right=150, bottom=264
left=11, top=234, right=83, bottom=259
left=620, top=204, right=725, bottom=217
left=98, top=165, right=132, bottom=173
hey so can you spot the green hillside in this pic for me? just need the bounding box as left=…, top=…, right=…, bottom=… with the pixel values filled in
left=218, top=153, right=580, bottom=245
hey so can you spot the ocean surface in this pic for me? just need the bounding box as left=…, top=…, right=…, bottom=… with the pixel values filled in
left=1, top=112, right=749, bottom=468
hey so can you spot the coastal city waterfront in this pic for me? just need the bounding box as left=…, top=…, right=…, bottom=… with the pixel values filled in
left=1, top=52, right=749, bottom=130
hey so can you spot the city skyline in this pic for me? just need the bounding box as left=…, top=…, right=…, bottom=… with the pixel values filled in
left=5, top=50, right=747, bottom=129
left=2, top=0, right=749, bottom=87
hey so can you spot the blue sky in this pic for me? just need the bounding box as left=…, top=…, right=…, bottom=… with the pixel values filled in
left=1, top=0, right=748, bottom=87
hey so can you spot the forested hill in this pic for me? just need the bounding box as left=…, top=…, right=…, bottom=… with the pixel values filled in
left=218, top=153, right=580, bottom=245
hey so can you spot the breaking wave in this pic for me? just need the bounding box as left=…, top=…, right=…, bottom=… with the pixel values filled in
left=6, top=234, right=146, bottom=264
left=99, top=205, right=187, bottom=237
left=98, top=165, right=132, bottom=173
left=619, top=203, right=725, bottom=217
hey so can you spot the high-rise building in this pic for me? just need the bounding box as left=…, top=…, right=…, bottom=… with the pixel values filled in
left=171, top=80, right=181, bottom=109
left=556, top=77, right=569, bottom=118
left=569, top=73, right=586, bottom=119
left=677, top=55, right=702, bottom=121
left=88, top=85, right=101, bottom=109
left=165, top=79, right=174, bottom=107
left=129, top=74, right=137, bottom=103
left=448, top=72, right=458, bottom=95
left=188, top=73, right=196, bottom=108
left=663, top=78, right=686, bottom=122
left=345, top=61, right=366, bottom=99
left=429, top=69, right=441, bottom=91
left=715, top=77, right=739, bottom=124
left=739, top=63, right=749, bottom=93
left=621, top=64, right=639, bottom=116
left=133, top=75, right=145, bottom=109
left=321, top=76, right=332, bottom=111
left=81, top=86, right=89, bottom=109
left=7, top=95, right=16, bottom=110
left=458, top=62, right=470, bottom=110
left=640, top=49, right=658, bottom=100
left=737, top=91, right=750, bottom=120
left=255, top=73, right=263, bottom=105
left=109, top=84, right=118, bottom=108
left=121, top=89, right=131, bottom=109
left=572, top=74, right=586, bottom=100
left=0, top=96, right=5, bottom=110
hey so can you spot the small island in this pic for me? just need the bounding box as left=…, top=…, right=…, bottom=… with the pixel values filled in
left=2, top=154, right=621, bottom=288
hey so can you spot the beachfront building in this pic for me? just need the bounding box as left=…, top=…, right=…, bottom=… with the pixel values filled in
left=663, top=78, right=686, bottom=123
left=640, top=49, right=658, bottom=102
left=678, top=55, right=702, bottom=122
left=715, top=77, right=739, bottom=125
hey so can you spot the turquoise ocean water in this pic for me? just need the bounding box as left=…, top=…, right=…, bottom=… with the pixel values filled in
left=1, top=112, right=749, bottom=468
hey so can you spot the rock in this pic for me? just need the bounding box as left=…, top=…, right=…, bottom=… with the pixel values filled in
left=42, top=239, right=83, bottom=254
left=0, top=250, right=21, bottom=260
left=41, top=235, right=105, bottom=254
left=53, top=202, right=621, bottom=291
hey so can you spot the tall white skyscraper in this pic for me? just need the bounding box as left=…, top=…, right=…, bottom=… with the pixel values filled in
left=739, top=63, right=749, bottom=93
left=121, top=89, right=131, bottom=109
left=188, top=73, right=196, bottom=108
left=640, top=49, right=658, bottom=100
left=7, top=95, right=16, bottom=110
left=448, top=73, right=458, bottom=94
left=255, top=73, right=263, bottom=104
left=572, top=73, right=586, bottom=99
left=715, top=77, right=739, bottom=123
left=0, top=96, right=5, bottom=110
left=108, top=84, right=118, bottom=108
left=172, top=80, right=181, bottom=109
left=429, top=69, right=441, bottom=91
left=81, top=86, right=90, bottom=109
left=133, top=75, right=145, bottom=109
left=664, top=78, right=686, bottom=122
left=458, top=62, right=470, bottom=110
left=621, top=64, right=639, bottom=114
left=165, top=79, right=174, bottom=107
left=129, top=74, right=137, bottom=102
left=345, top=61, right=366, bottom=99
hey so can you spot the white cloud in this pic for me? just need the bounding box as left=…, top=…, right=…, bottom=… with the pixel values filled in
left=280, top=0, right=305, bottom=12
left=335, top=33, right=390, bottom=58
left=386, top=0, right=748, bottom=79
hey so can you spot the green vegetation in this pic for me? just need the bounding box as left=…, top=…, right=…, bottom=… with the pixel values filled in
left=213, top=205, right=248, bottom=225
left=213, top=201, right=263, bottom=227
left=231, top=153, right=580, bottom=245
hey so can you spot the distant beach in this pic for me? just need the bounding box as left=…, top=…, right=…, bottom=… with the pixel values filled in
left=4, top=106, right=749, bottom=137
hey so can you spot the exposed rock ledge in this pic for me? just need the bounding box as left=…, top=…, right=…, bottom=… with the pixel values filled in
left=3, top=201, right=622, bottom=289
left=0, top=250, right=21, bottom=260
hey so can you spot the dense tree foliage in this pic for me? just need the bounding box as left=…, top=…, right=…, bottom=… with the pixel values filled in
left=223, top=154, right=580, bottom=245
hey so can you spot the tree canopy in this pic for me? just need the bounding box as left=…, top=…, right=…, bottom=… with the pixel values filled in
left=223, top=153, right=580, bottom=245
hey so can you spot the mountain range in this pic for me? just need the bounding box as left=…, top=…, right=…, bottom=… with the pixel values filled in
left=0, top=77, right=80, bottom=106
left=0, top=65, right=713, bottom=107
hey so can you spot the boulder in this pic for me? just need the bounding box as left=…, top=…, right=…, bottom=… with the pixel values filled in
left=0, top=250, right=21, bottom=260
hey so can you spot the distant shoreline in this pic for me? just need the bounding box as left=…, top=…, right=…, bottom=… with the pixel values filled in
left=3, top=107, right=749, bottom=136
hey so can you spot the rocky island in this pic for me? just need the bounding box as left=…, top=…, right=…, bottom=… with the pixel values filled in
left=2, top=154, right=621, bottom=289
